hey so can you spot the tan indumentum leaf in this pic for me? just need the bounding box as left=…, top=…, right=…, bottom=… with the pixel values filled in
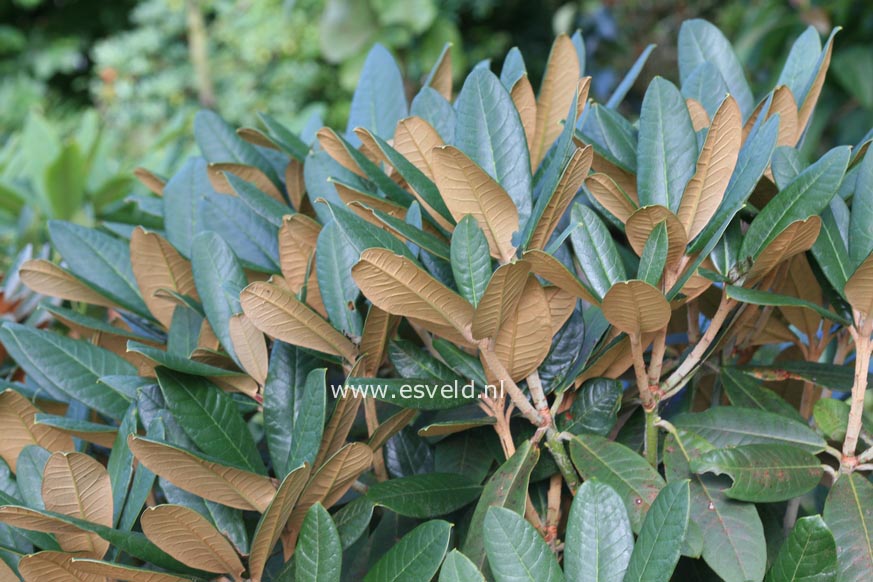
left=313, top=389, right=364, bottom=469
left=198, top=318, right=221, bottom=351
left=352, top=128, right=393, bottom=171
left=585, top=172, right=638, bottom=223
left=42, top=452, right=112, bottom=558
left=368, top=409, right=417, bottom=451
left=493, top=276, right=554, bottom=381
left=228, top=313, right=269, bottom=385
left=352, top=248, right=474, bottom=334
left=769, top=86, right=799, bottom=147
left=335, top=181, right=407, bottom=220
left=69, top=558, right=190, bottom=582
left=282, top=443, right=374, bottom=557
left=510, top=74, right=537, bottom=167
left=575, top=334, right=639, bottom=384
left=528, top=145, right=593, bottom=249
left=19, top=259, right=116, bottom=309
left=544, top=286, right=577, bottom=335
left=35, top=422, right=117, bottom=449
left=0, top=558, right=16, bottom=582
left=207, top=163, right=285, bottom=203
left=523, top=250, right=598, bottom=304
left=133, top=167, right=165, bottom=196
left=625, top=206, right=688, bottom=268
left=130, top=227, right=198, bottom=328
left=531, top=34, right=581, bottom=167
left=316, top=128, right=365, bottom=177
left=240, top=281, right=358, bottom=362
left=285, top=159, right=306, bottom=210
left=0, top=389, right=73, bottom=472
left=846, top=253, right=873, bottom=316
left=278, top=214, right=320, bottom=287
left=393, top=116, right=443, bottom=183
left=432, top=145, right=519, bottom=262
left=128, top=436, right=276, bottom=512
left=141, top=504, right=244, bottom=579
left=797, top=32, right=837, bottom=140
left=588, top=149, right=639, bottom=204
left=428, top=46, right=453, bottom=100
left=360, top=306, right=396, bottom=376
left=472, top=261, right=532, bottom=339
left=248, top=464, right=312, bottom=582
left=678, top=96, right=742, bottom=240
left=0, top=506, right=85, bottom=536
left=18, top=551, right=102, bottom=582
left=777, top=254, right=824, bottom=340
left=602, top=280, right=672, bottom=335
left=746, top=217, right=821, bottom=283
left=237, top=127, right=281, bottom=150
left=686, top=98, right=710, bottom=131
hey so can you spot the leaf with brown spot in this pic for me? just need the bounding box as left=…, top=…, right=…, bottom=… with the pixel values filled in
left=142, top=504, right=244, bottom=579
left=133, top=167, right=165, bottom=196
left=241, top=282, right=357, bottom=362
left=433, top=146, right=519, bottom=262
left=746, top=217, right=821, bottom=283
left=228, top=313, right=269, bottom=385
left=128, top=436, right=276, bottom=512
left=626, top=206, right=688, bottom=267
left=19, top=551, right=102, bottom=582
left=248, top=464, right=312, bottom=582
left=532, top=35, right=580, bottom=167
left=678, top=96, right=742, bottom=240
left=523, top=250, right=598, bottom=304
left=585, top=173, right=637, bottom=223
left=528, top=146, right=593, bottom=249
left=686, top=98, right=710, bottom=131
left=493, top=276, right=554, bottom=380
left=282, top=443, right=374, bottom=556
left=352, top=248, right=473, bottom=334
left=130, top=228, right=198, bottom=328
left=472, top=262, right=531, bottom=339
left=316, top=128, right=365, bottom=177
left=510, top=75, right=537, bottom=165
left=42, top=452, right=112, bottom=558
left=394, top=117, right=443, bottom=183
left=846, top=253, right=873, bottom=316
left=19, top=259, right=116, bottom=308
left=70, top=558, right=190, bottom=582
left=285, top=159, right=306, bottom=210
left=0, top=390, right=73, bottom=472
left=207, top=163, right=285, bottom=203
left=602, top=280, right=671, bottom=334
left=544, top=286, right=577, bottom=334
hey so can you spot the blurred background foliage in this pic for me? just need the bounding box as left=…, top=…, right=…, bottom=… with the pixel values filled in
left=0, top=0, right=872, bottom=268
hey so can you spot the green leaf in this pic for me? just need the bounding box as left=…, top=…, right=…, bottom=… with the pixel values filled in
left=577, top=104, right=637, bottom=172
left=439, top=549, right=485, bottom=582
left=285, top=368, right=327, bottom=473
left=16, top=446, right=49, bottom=510
left=823, top=472, right=873, bottom=582
left=637, top=77, right=697, bottom=213
left=463, top=440, right=539, bottom=572
left=777, top=26, right=822, bottom=102
left=0, top=323, right=132, bottom=419
left=771, top=146, right=805, bottom=190
left=637, top=222, right=668, bottom=286
left=812, top=197, right=852, bottom=294
left=678, top=19, right=754, bottom=118
left=48, top=221, right=149, bottom=316
left=191, top=231, right=248, bottom=363
left=564, top=480, right=633, bottom=582
left=741, top=146, right=850, bottom=259
left=849, top=149, right=873, bottom=268
left=263, top=342, right=323, bottom=477
left=559, top=378, right=622, bottom=437
left=681, top=63, right=729, bottom=118
left=258, top=113, right=309, bottom=160
left=725, top=286, right=850, bottom=326
left=607, top=44, right=656, bottom=109
left=317, top=221, right=363, bottom=337
left=160, top=158, right=212, bottom=257
left=366, top=473, right=482, bottom=518
left=224, top=172, right=289, bottom=227
left=663, top=430, right=766, bottom=582
left=333, top=496, right=374, bottom=550
left=691, top=444, right=822, bottom=502
left=623, top=480, right=690, bottom=582
left=484, top=507, right=564, bottom=582
left=43, top=143, right=86, bottom=220
left=322, top=201, right=416, bottom=261
left=451, top=215, right=492, bottom=307
left=346, top=44, right=407, bottom=144
left=811, top=399, right=873, bottom=442
left=454, top=68, right=532, bottom=228
left=296, top=503, right=341, bottom=582
left=765, top=515, right=837, bottom=582
left=194, top=110, right=280, bottom=187
left=202, top=192, right=280, bottom=272
left=157, top=368, right=265, bottom=475
left=362, top=204, right=452, bottom=260
left=106, top=406, right=137, bottom=527
left=570, top=204, right=627, bottom=300
left=720, top=368, right=804, bottom=422
left=740, top=361, right=864, bottom=393
left=127, top=341, right=247, bottom=378
left=569, top=434, right=665, bottom=532
left=363, top=520, right=452, bottom=582
left=672, top=407, right=826, bottom=453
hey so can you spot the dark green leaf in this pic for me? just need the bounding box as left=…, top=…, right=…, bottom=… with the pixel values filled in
left=285, top=368, right=327, bottom=473
left=638, top=222, right=668, bottom=286
left=725, top=286, right=850, bottom=326
left=194, top=110, right=280, bottom=187
left=570, top=204, right=626, bottom=300
left=333, top=496, right=375, bottom=550
left=559, top=378, right=622, bottom=437
left=363, top=520, right=452, bottom=582
left=484, top=507, right=563, bottom=582
left=439, top=549, right=485, bottom=582
left=367, top=473, right=482, bottom=518
left=823, top=472, right=873, bottom=582
left=106, top=406, right=137, bottom=527
left=623, top=480, right=690, bottom=582
left=16, top=446, right=49, bottom=510
left=765, top=515, right=837, bottom=582
left=296, top=503, right=341, bottom=582
left=317, top=222, right=363, bottom=337
left=812, top=197, right=852, bottom=294
left=450, top=215, right=491, bottom=307
left=720, top=368, right=804, bottom=422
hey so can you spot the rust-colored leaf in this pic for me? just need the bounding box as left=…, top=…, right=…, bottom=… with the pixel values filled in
left=19, top=551, right=102, bottom=582
left=585, top=173, right=637, bottom=223
left=626, top=206, right=688, bottom=267
left=523, top=250, right=598, bottom=304
left=777, top=254, right=824, bottom=340
left=241, top=282, right=358, bottom=362
left=428, top=46, right=453, bottom=100
left=237, top=127, right=280, bottom=150
left=433, top=145, right=519, bottom=262
left=686, top=98, right=710, bottom=131
left=602, top=280, right=671, bottom=334
left=846, top=252, right=873, bottom=316
left=141, top=504, right=244, bottom=579
left=532, top=35, right=581, bottom=167
left=0, top=390, right=73, bottom=472
left=369, top=409, right=417, bottom=451
left=544, top=285, right=577, bottom=335
left=797, top=32, right=836, bottom=139
left=394, top=116, right=443, bottom=183
left=493, top=276, right=554, bottom=380
left=770, top=86, right=799, bottom=147
left=228, top=313, right=269, bottom=385
left=316, top=128, right=365, bottom=177
left=70, top=558, right=190, bottom=582
left=360, top=306, right=396, bottom=376
left=472, top=261, right=531, bottom=339
left=528, top=145, right=593, bottom=249
left=207, top=163, right=285, bottom=203
left=19, top=259, right=116, bottom=308
left=133, top=167, right=165, bottom=196
left=510, top=75, right=537, bottom=166
left=588, top=150, right=639, bottom=204
left=130, top=227, right=198, bottom=328
left=746, top=217, right=821, bottom=283
left=285, top=159, right=306, bottom=210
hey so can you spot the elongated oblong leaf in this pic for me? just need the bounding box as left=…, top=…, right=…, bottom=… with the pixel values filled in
left=295, top=503, right=341, bottom=582
left=363, top=520, right=452, bottom=582
left=570, top=204, right=626, bottom=301
left=451, top=215, right=492, bottom=307
left=130, top=227, right=198, bottom=328
left=765, top=515, right=837, bottom=582
left=0, top=390, right=73, bottom=472
left=367, top=473, right=482, bottom=518
left=484, top=507, right=564, bottom=582
left=623, top=480, right=690, bottom=582
left=823, top=473, right=873, bottom=582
